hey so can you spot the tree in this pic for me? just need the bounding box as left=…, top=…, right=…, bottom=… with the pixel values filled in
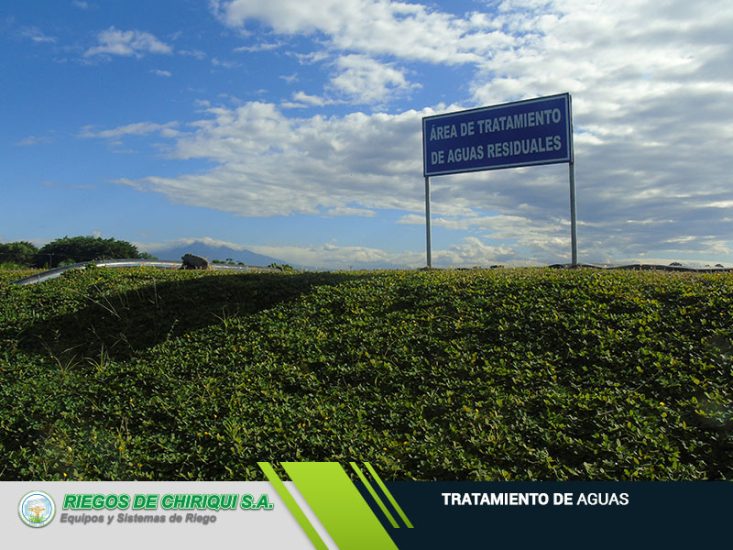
left=0, top=241, right=39, bottom=266
left=35, top=236, right=141, bottom=268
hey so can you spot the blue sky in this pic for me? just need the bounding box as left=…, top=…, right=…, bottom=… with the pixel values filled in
left=3, top=0, right=733, bottom=268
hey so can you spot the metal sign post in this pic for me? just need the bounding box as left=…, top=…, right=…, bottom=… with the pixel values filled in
left=567, top=93, right=577, bottom=266
left=425, top=176, right=432, bottom=268
left=569, top=160, right=577, bottom=266
left=422, top=93, right=576, bottom=267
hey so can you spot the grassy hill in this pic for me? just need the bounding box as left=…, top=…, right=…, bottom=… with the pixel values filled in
left=1, top=267, right=731, bottom=480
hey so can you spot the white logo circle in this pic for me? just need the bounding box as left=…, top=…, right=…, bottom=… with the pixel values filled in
left=19, top=491, right=55, bottom=528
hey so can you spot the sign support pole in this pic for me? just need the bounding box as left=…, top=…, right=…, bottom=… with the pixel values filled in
left=425, top=175, right=432, bottom=268
left=569, top=160, right=577, bottom=266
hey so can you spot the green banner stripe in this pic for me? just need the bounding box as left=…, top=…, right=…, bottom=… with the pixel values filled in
left=349, top=462, right=400, bottom=529
left=364, top=462, right=414, bottom=529
left=282, top=462, right=398, bottom=550
left=258, top=462, right=329, bottom=550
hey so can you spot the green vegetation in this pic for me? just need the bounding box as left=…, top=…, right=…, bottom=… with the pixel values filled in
left=1, top=236, right=157, bottom=269
left=1, top=267, right=732, bottom=480
left=0, top=241, right=39, bottom=267
left=33, top=236, right=145, bottom=268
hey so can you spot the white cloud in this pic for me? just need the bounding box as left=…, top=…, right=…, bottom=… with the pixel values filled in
left=115, top=1, right=733, bottom=264
left=330, top=54, right=417, bottom=104
left=431, top=236, right=517, bottom=267
left=280, top=73, right=299, bottom=84
left=282, top=91, right=344, bottom=109
left=325, top=206, right=376, bottom=217
left=118, top=102, right=430, bottom=216
left=233, top=41, right=284, bottom=53
left=179, top=49, right=207, bottom=60
left=293, top=50, right=331, bottom=65
left=211, top=0, right=516, bottom=64
left=21, top=27, right=56, bottom=44
left=139, top=235, right=519, bottom=269
left=398, top=212, right=570, bottom=262
left=211, top=57, right=240, bottom=68
left=84, top=27, right=172, bottom=58
left=460, top=0, right=733, bottom=263
left=17, top=135, right=54, bottom=146
left=80, top=121, right=180, bottom=139
left=140, top=236, right=249, bottom=253
left=137, top=236, right=398, bottom=268
left=151, top=69, right=172, bottom=77
left=251, top=242, right=397, bottom=268
left=292, top=91, right=330, bottom=106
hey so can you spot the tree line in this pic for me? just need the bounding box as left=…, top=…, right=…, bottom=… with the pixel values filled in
left=0, top=236, right=155, bottom=268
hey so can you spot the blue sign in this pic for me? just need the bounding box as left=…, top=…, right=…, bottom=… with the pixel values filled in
left=423, top=93, right=573, bottom=177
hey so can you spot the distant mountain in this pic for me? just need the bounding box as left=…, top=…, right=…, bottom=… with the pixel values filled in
left=146, top=241, right=290, bottom=267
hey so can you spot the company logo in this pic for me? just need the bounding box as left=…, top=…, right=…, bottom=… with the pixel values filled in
left=19, top=491, right=55, bottom=528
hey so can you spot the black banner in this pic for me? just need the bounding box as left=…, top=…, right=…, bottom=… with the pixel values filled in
left=384, top=482, right=730, bottom=548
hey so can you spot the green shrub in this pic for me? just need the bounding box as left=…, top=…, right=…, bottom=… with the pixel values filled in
left=1, top=268, right=731, bottom=480
left=35, top=236, right=143, bottom=268
left=0, top=241, right=38, bottom=266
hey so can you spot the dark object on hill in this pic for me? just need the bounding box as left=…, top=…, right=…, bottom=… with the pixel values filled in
left=152, top=240, right=289, bottom=267
left=267, top=262, right=295, bottom=272
left=181, top=254, right=209, bottom=270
